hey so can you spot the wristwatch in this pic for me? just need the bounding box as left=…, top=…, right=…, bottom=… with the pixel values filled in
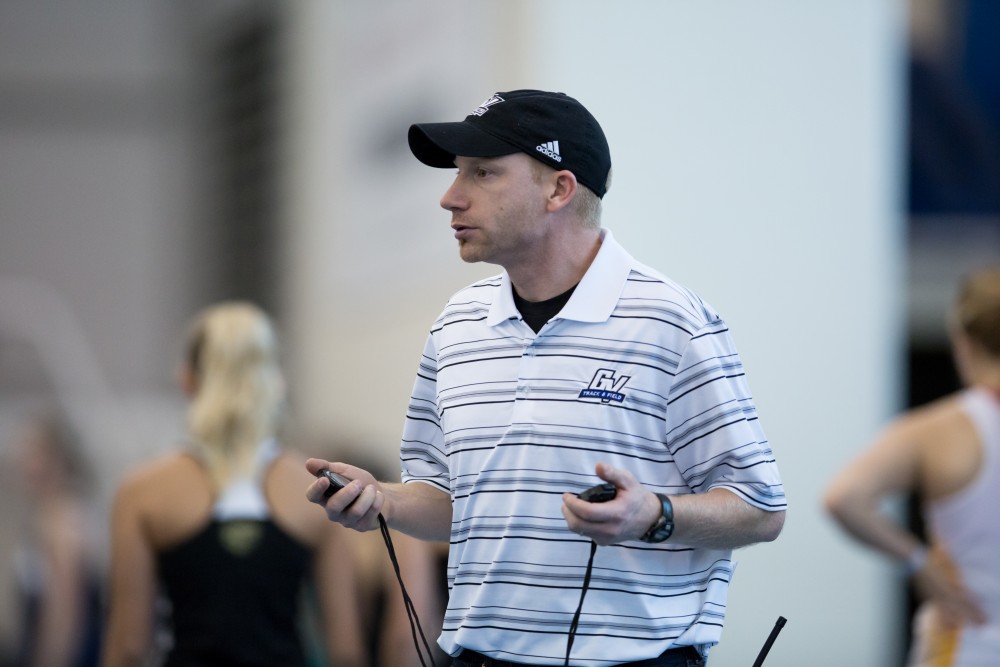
left=639, top=493, right=674, bottom=543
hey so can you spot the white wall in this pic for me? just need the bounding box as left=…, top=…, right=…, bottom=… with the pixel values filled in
left=281, top=1, right=511, bottom=453
left=284, top=1, right=907, bottom=666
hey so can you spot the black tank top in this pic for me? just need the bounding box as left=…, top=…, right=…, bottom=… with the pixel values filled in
left=157, top=518, right=311, bottom=667
left=157, top=442, right=312, bottom=667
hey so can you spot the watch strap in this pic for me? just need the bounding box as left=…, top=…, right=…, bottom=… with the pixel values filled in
left=639, top=493, right=674, bottom=543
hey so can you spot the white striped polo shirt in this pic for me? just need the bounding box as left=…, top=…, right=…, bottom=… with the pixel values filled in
left=400, top=229, right=786, bottom=666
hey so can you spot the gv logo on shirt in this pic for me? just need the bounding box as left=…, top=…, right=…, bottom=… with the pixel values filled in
left=578, top=368, right=630, bottom=404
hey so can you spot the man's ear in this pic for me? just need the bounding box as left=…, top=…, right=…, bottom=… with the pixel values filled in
left=546, top=170, right=578, bottom=213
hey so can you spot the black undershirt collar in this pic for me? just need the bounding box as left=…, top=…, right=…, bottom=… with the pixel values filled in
left=512, top=284, right=578, bottom=334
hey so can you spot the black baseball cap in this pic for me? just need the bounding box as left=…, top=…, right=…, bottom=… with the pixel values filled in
left=408, top=89, right=612, bottom=198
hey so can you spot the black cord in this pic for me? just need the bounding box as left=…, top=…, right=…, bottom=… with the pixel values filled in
left=378, top=513, right=435, bottom=667
left=564, top=539, right=598, bottom=666
left=565, top=538, right=787, bottom=667
left=751, top=616, right=787, bottom=667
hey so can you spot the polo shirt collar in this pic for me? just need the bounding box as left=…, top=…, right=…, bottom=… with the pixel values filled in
left=486, top=229, right=634, bottom=327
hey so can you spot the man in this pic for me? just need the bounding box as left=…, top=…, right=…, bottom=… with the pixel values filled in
left=307, top=89, right=786, bottom=667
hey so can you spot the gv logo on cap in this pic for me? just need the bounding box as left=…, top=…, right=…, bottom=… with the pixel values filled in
left=471, top=94, right=504, bottom=116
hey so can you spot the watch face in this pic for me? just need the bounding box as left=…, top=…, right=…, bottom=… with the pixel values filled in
left=641, top=516, right=672, bottom=543
left=660, top=522, right=674, bottom=540
left=649, top=521, right=673, bottom=543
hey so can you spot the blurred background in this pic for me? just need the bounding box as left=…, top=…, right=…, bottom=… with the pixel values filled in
left=1, top=0, right=999, bottom=665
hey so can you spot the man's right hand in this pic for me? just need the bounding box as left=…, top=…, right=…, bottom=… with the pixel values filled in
left=305, top=458, right=386, bottom=532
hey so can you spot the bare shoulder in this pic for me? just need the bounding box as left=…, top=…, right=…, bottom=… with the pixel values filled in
left=899, top=394, right=981, bottom=499
left=115, top=451, right=203, bottom=503
left=879, top=393, right=965, bottom=447
left=112, top=451, right=212, bottom=548
left=266, top=450, right=332, bottom=545
left=267, top=449, right=321, bottom=498
left=896, top=392, right=962, bottom=427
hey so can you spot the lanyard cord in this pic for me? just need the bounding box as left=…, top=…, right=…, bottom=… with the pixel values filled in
left=752, top=616, right=787, bottom=667
left=564, top=540, right=598, bottom=666
left=378, top=513, right=435, bottom=667
left=567, top=548, right=788, bottom=667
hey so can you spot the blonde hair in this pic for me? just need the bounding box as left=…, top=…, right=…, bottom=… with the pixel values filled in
left=954, top=266, right=1000, bottom=357
left=529, top=159, right=604, bottom=229
left=184, top=302, right=284, bottom=490
left=571, top=184, right=603, bottom=230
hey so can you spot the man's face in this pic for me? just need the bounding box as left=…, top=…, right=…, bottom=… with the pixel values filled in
left=440, top=153, right=550, bottom=267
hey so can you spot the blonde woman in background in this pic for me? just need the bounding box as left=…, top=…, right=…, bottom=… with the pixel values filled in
left=101, top=302, right=366, bottom=667
left=825, top=267, right=1000, bottom=666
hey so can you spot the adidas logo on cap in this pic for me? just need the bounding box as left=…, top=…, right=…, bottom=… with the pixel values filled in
left=536, top=140, right=562, bottom=162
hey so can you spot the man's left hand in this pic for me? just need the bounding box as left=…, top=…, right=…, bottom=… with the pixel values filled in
left=561, top=463, right=662, bottom=545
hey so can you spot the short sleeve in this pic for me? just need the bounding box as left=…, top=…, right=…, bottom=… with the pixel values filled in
left=665, top=318, right=786, bottom=511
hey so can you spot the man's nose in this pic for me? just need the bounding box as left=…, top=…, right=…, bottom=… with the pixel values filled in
left=440, top=178, right=466, bottom=212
